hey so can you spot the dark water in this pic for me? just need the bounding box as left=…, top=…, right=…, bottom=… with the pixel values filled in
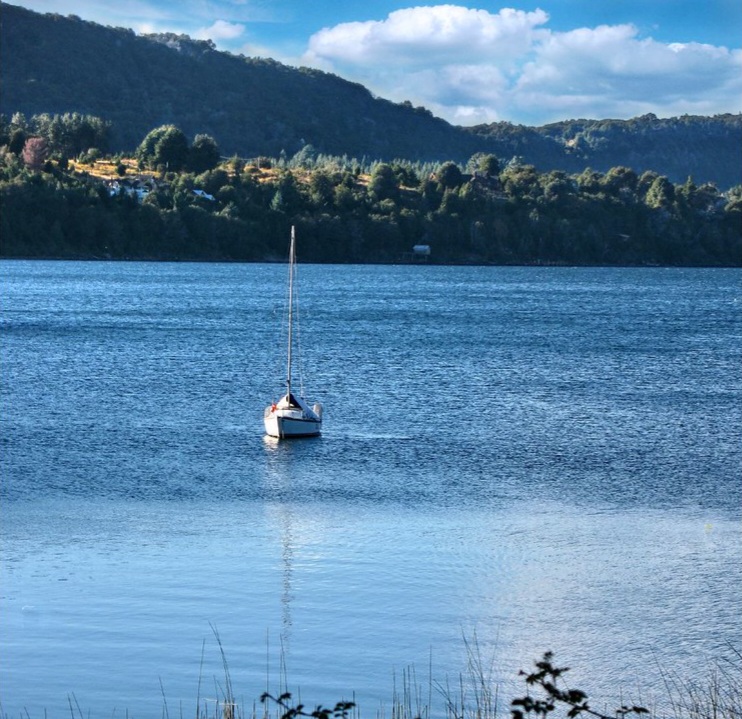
left=1, top=261, right=740, bottom=717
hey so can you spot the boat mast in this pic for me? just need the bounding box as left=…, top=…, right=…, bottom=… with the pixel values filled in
left=286, top=226, right=295, bottom=398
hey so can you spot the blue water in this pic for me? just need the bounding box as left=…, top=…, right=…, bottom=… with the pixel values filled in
left=1, top=261, right=741, bottom=718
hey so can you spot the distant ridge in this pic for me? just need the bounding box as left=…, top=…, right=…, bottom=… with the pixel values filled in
left=1, top=3, right=740, bottom=187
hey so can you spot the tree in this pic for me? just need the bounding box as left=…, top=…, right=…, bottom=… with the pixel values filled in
left=22, top=137, right=49, bottom=170
left=136, top=126, right=167, bottom=168
left=229, top=155, right=245, bottom=174
left=502, top=164, right=541, bottom=199
left=154, top=126, right=189, bottom=171
left=644, top=175, right=675, bottom=209
left=392, top=163, right=419, bottom=188
left=637, top=170, right=660, bottom=199
left=601, top=166, right=638, bottom=197
left=438, top=187, right=464, bottom=215
left=334, top=184, right=357, bottom=212
left=291, top=144, right=319, bottom=169
left=270, top=171, right=303, bottom=213
left=575, top=168, right=602, bottom=195
left=368, top=163, right=399, bottom=201
left=724, top=185, right=742, bottom=215
left=437, top=161, right=464, bottom=190
left=678, top=179, right=720, bottom=212
left=8, top=128, right=26, bottom=156
left=188, top=134, right=221, bottom=173
left=468, top=153, right=500, bottom=177
left=310, top=170, right=335, bottom=208
left=420, top=177, right=442, bottom=211
left=195, top=168, right=230, bottom=196
left=136, top=125, right=189, bottom=171
left=541, top=170, right=573, bottom=202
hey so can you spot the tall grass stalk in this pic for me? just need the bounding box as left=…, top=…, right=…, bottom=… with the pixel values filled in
left=386, top=663, right=429, bottom=719
left=434, top=633, right=500, bottom=719
left=4, top=637, right=741, bottom=719
left=659, top=648, right=742, bottom=719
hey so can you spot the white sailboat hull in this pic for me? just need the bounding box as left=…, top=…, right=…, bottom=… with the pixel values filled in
left=264, top=407, right=322, bottom=439
left=264, top=412, right=321, bottom=438
left=264, top=396, right=322, bottom=439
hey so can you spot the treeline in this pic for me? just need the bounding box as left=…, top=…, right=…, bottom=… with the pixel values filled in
left=1, top=119, right=740, bottom=266
left=1, top=112, right=112, bottom=161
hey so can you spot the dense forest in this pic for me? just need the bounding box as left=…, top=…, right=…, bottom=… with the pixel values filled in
left=1, top=3, right=741, bottom=189
left=1, top=114, right=740, bottom=266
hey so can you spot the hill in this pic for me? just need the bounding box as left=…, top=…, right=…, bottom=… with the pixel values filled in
left=469, top=115, right=742, bottom=189
left=1, top=3, right=741, bottom=188
left=0, top=4, right=484, bottom=162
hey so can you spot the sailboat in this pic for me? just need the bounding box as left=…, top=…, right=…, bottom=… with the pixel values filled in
left=264, top=226, right=323, bottom=439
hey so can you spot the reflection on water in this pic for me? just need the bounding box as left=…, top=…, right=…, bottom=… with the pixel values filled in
left=1, top=261, right=740, bottom=717
left=262, top=437, right=301, bottom=650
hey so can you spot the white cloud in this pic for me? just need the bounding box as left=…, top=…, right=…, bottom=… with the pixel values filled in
left=306, top=5, right=548, bottom=66
left=196, top=19, right=245, bottom=41
left=513, top=25, right=742, bottom=121
left=302, top=5, right=742, bottom=126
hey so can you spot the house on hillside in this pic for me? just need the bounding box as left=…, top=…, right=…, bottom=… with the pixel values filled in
left=412, top=244, right=431, bottom=260
left=400, top=244, right=432, bottom=263
left=107, top=176, right=160, bottom=202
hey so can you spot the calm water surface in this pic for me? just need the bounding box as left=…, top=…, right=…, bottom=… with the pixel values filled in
left=1, top=261, right=740, bottom=718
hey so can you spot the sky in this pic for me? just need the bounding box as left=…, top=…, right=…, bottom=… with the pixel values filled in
left=10, top=0, right=742, bottom=126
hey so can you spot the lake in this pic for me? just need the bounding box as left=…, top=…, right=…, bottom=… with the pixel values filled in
left=1, top=260, right=740, bottom=718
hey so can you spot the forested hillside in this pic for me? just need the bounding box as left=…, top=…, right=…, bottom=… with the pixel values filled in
left=471, top=115, right=742, bottom=189
left=0, top=4, right=482, bottom=163
left=1, top=3, right=741, bottom=188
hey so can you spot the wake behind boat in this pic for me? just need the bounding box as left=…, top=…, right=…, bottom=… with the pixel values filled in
left=264, top=226, right=323, bottom=439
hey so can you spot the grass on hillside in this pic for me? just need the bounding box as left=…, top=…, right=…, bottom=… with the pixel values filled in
left=66, top=155, right=376, bottom=189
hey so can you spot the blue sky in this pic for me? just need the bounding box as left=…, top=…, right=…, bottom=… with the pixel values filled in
left=11, top=0, right=742, bottom=126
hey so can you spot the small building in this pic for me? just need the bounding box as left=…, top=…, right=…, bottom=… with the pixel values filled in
left=400, top=244, right=432, bottom=263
